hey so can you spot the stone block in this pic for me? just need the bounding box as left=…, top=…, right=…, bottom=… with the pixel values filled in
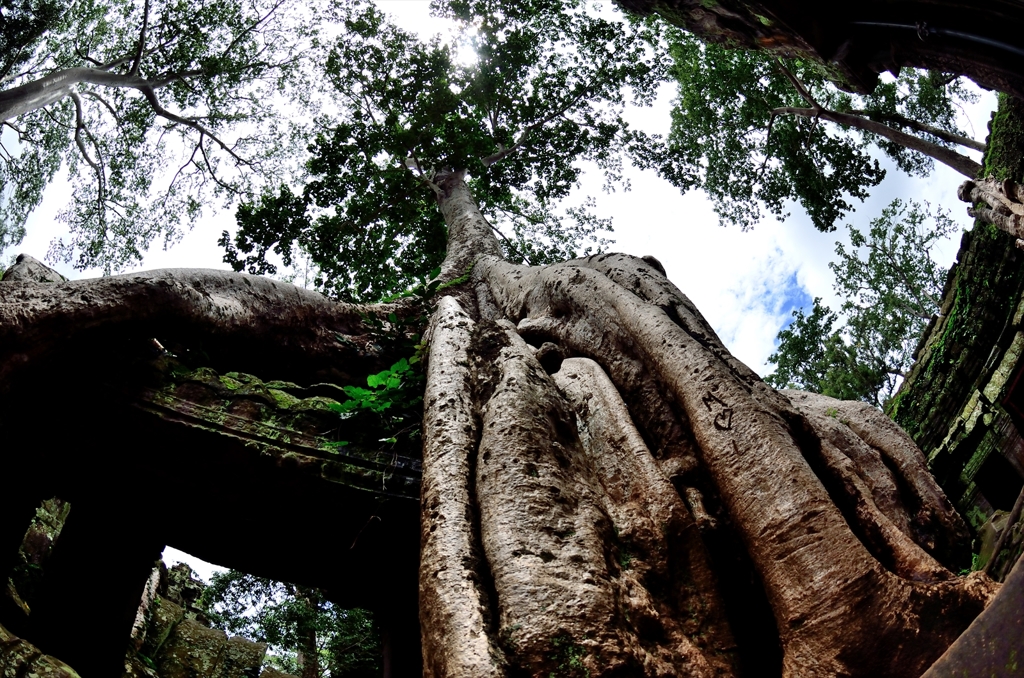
left=155, top=618, right=228, bottom=678
left=215, top=635, right=267, bottom=678
left=141, top=595, right=185, bottom=658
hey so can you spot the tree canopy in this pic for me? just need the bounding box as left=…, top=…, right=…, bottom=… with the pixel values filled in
left=765, top=198, right=958, bottom=406
left=662, top=31, right=983, bottom=232
left=221, top=0, right=667, bottom=302
left=0, top=0, right=316, bottom=272
left=203, top=570, right=380, bottom=678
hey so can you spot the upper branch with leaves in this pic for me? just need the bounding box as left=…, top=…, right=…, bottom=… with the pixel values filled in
left=0, top=0, right=318, bottom=272
left=661, top=31, right=985, bottom=233
left=222, top=0, right=669, bottom=302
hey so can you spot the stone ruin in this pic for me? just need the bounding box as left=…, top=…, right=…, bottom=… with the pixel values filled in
left=0, top=257, right=424, bottom=675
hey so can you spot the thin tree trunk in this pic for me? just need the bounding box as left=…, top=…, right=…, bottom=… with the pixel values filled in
left=845, top=109, right=987, bottom=152
left=772, top=106, right=983, bottom=178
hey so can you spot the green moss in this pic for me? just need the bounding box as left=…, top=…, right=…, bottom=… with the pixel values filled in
left=983, top=93, right=1024, bottom=182
left=293, top=396, right=342, bottom=412
left=218, top=375, right=244, bottom=390
left=264, top=379, right=301, bottom=390
left=268, top=388, right=301, bottom=409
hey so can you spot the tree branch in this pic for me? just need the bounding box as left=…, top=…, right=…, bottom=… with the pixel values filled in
left=774, top=60, right=821, bottom=111
left=69, top=92, right=100, bottom=172
left=139, top=84, right=248, bottom=166
left=84, top=90, right=122, bottom=123
left=845, top=109, right=986, bottom=152
left=770, top=106, right=982, bottom=178
left=130, top=0, right=153, bottom=76
left=481, top=75, right=604, bottom=168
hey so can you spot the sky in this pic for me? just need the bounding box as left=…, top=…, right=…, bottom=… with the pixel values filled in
left=7, top=1, right=994, bottom=378
left=6, top=0, right=998, bottom=579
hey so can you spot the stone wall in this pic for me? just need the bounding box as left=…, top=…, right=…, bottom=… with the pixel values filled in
left=891, top=94, right=1024, bottom=580
left=2, top=553, right=294, bottom=678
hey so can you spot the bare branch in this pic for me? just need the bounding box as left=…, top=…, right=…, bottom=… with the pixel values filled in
left=75, top=46, right=104, bottom=67
left=221, top=0, right=287, bottom=59
left=774, top=60, right=821, bottom=110
left=138, top=84, right=248, bottom=166
left=198, top=135, right=236, bottom=192
left=769, top=106, right=982, bottom=178
left=69, top=92, right=100, bottom=171
left=481, top=78, right=599, bottom=168
left=131, top=0, right=153, bottom=76
left=84, top=90, right=122, bottom=123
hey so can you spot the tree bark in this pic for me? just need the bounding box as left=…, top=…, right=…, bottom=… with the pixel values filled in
left=0, top=177, right=999, bottom=677
left=415, top=178, right=997, bottom=677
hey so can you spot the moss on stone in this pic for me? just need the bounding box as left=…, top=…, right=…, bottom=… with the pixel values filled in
left=267, top=388, right=301, bottom=409
left=983, top=93, right=1024, bottom=182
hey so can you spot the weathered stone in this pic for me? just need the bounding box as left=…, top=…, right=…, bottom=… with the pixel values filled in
left=0, top=254, right=66, bottom=283
left=215, top=636, right=267, bottom=678
left=978, top=511, right=1011, bottom=569
left=122, top=654, right=160, bottom=678
left=151, top=615, right=266, bottom=678
left=131, top=567, right=163, bottom=650
left=155, top=619, right=229, bottom=678
left=6, top=498, right=70, bottom=615
left=140, top=595, right=185, bottom=659
left=0, top=623, right=81, bottom=678
left=163, top=564, right=206, bottom=611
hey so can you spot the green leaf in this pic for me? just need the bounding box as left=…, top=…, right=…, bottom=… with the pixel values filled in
left=344, top=385, right=373, bottom=399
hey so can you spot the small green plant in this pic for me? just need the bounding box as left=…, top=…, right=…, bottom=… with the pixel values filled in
left=329, top=357, right=422, bottom=416
left=381, top=262, right=475, bottom=303
left=549, top=635, right=590, bottom=678
left=825, top=407, right=839, bottom=418
left=325, top=356, right=425, bottom=451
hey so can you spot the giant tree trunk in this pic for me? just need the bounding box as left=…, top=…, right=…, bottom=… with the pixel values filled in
left=416, top=173, right=996, bottom=677
left=0, top=177, right=997, bottom=677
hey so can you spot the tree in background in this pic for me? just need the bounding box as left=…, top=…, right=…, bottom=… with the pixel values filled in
left=0, top=0, right=317, bottom=272
left=662, top=31, right=984, bottom=233
left=221, top=0, right=665, bottom=301
left=766, top=199, right=958, bottom=406
left=203, top=570, right=380, bottom=678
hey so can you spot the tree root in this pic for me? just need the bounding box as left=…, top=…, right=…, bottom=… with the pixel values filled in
left=420, top=297, right=504, bottom=678
left=453, top=251, right=999, bottom=677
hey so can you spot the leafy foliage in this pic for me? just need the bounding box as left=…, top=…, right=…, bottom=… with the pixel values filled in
left=222, top=0, right=667, bottom=301
left=203, top=570, right=381, bottom=678
left=0, top=0, right=318, bottom=271
left=766, top=199, right=958, bottom=406
left=662, top=31, right=978, bottom=232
